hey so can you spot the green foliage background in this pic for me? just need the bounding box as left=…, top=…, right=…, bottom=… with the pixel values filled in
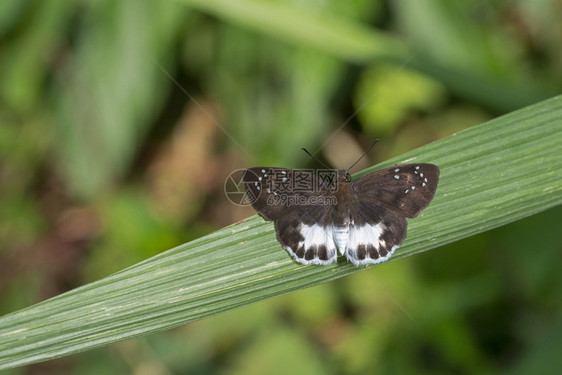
left=0, top=0, right=561, bottom=374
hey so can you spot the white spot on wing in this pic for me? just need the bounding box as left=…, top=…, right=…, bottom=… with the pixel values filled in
left=395, top=168, right=400, bottom=172
left=394, top=175, right=400, bottom=180
left=284, top=224, right=337, bottom=265
left=346, top=223, right=397, bottom=266
left=349, top=224, right=383, bottom=249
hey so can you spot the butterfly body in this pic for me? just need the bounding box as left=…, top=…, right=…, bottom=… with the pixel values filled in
left=331, top=171, right=353, bottom=254
left=243, top=164, right=439, bottom=266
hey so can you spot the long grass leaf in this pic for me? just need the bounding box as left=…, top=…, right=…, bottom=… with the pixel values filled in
left=0, top=95, right=561, bottom=369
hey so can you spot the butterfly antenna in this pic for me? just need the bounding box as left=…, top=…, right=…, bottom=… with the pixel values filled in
left=346, top=139, right=380, bottom=172
left=302, top=148, right=331, bottom=169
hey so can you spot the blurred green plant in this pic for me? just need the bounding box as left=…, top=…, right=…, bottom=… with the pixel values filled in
left=354, top=63, right=447, bottom=134
left=180, top=0, right=559, bottom=113
left=1, top=0, right=561, bottom=373
left=0, top=95, right=560, bottom=370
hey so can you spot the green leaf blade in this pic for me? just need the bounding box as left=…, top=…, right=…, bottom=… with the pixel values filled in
left=1, top=96, right=561, bottom=370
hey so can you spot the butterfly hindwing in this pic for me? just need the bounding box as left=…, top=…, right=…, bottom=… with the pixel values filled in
left=274, top=207, right=338, bottom=265
left=352, top=163, right=439, bottom=218
left=346, top=201, right=407, bottom=266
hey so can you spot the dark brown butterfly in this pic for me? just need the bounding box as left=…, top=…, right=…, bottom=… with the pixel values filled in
left=243, top=163, right=439, bottom=266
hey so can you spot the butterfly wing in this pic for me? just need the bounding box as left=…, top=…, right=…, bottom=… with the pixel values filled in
left=243, top=167, right=318, bottom=219
left=352, top=163, right=440, bottom=218
left=243, top=168, right=339, bottom=265
left=346, top=202, right=407, bottom=266
left=274, top=206, right=338, bottom=265
left=345, top=163, right=439, bottom=265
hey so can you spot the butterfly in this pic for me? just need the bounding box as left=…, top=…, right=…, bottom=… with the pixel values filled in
left=243, top=162, right=439, bottom=266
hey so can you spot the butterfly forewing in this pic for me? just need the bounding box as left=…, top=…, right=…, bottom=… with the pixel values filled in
left=244, top=168, right=311, bottom=220
left=352, top=163, right=440, bottom=218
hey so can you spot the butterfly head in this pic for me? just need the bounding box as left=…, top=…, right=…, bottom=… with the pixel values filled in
left=337, top=170, right=352, bottom=184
